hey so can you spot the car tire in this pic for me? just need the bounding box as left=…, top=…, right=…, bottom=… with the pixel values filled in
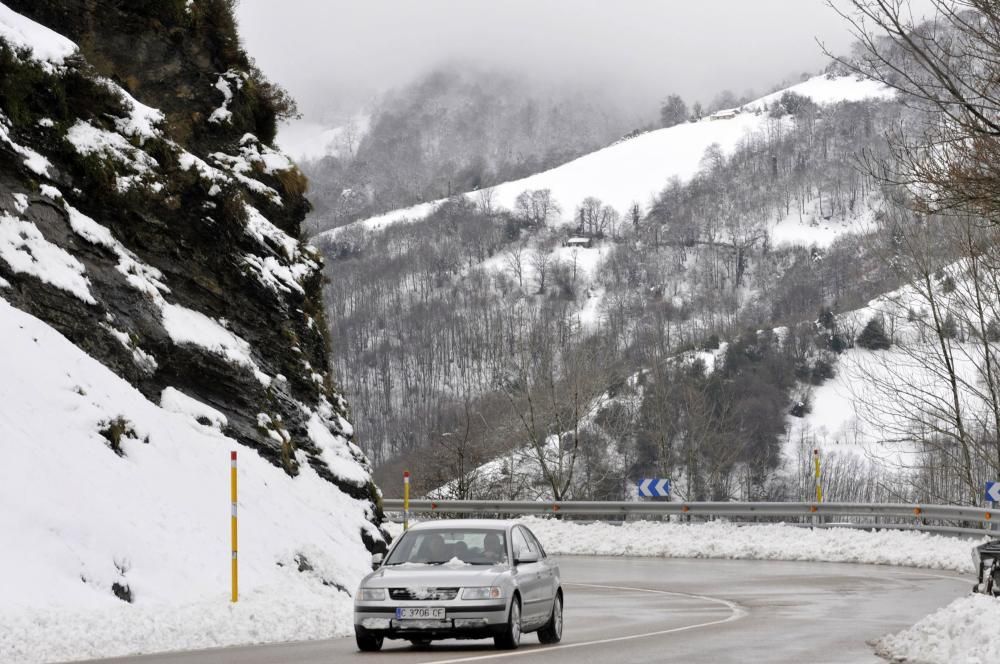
left=355, top=628, right=384, bottom=652
left=537, top=591, right=563, bottom=644
left=494, top=595, right=522, bottom=650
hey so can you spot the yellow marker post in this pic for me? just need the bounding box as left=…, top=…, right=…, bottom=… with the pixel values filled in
left=813, top=448, right=822, bottom=503
left=403, top=470, right=411, bottom=531
left=231, top=450, right=238, bottom=603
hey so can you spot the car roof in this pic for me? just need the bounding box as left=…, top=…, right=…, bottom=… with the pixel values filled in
left=407, top=519, right=515, bottom=532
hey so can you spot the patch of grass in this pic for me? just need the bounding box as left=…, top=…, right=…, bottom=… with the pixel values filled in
left=98, top=416, right=137, bottom=457
left=274, top=164, right=308, bottom=199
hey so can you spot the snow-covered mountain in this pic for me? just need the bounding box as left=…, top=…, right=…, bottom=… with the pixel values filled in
left=0, top=2, right=383, bottom=660
left=319, top=74, right=895, bottom=242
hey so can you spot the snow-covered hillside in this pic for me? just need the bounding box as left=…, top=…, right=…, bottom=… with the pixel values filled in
left=320, top=75, right=895, bottom=241
left=0, top=3, right=385, bottom=661
left=785, top=259, right=995, bottom=472
left=0, top=300, right=376, bottom=663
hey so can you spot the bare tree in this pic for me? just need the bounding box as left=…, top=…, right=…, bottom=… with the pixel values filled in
left=576, top=197, right=618, bottom=237
left=529, top=249, right=551, bottom=294
left=477, top=186, right=497, bottom=218
left=498, top=336, right=619, bottom=501
left=828, top=0, right=1000, bottom=221
left=514, top=189, right=561, bottom=226
left=504, top=242, right=526, bottom=289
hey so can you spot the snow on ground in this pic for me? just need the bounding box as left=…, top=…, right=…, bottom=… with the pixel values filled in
left=387, top=518, right=980, bottom=573
left=788, top=345, right=982, bottom=453
left=785, top=260, right=996, bottom=467
left=521, top=518, right=980, bottom=572
left=0, top=211, right=96, bottom=304
left=874, top=594, right=1000, bottom=664
left=746, top=74, right=896, bottom=111
left=0, top=115, right=53, bottom=177
left=159, top=303, right=271, bottom=386
left=321, top=75, right=895, bottom=241
left=0, top=299, right=377, bottom=664
left=769, top=195, right=879, bottom=248
left=0, top=1, right=77, bottom=70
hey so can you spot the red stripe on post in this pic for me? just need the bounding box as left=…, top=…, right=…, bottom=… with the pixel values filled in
left=231, top=451, right=237, bottom=461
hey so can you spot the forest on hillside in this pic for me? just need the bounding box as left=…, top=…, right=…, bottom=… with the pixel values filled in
left=314, top=1, right=1000, bottom=508
left=314, top=93, right=911, bottom=501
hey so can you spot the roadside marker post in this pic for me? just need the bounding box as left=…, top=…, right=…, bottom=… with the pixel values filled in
left=403, top=471, right=411, bottom=531
left=637, top=478, right=671, bottom=521
left=637, top=478, right=671, bottom=498
left=812, top=449, right=822, bottom=526
left=230, top=450, right=238, bottom=603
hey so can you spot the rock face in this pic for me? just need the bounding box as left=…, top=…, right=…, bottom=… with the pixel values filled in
left=0, top=1, right=383, bottom=547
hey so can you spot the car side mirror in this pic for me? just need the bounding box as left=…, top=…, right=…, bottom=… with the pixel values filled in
left=515, top=550, right=539, bottom=565
left=371, top=553, right=384, bottom=570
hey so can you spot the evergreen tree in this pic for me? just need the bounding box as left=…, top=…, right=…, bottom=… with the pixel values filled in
left=856, top=316, right=891, bottom=350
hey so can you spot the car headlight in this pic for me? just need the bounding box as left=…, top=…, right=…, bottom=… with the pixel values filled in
left=358, top=587, right=386, bottom=601
left=462, top=586, right=503, bottom=600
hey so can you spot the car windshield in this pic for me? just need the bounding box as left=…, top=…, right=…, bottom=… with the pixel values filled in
left=385, top=528, right=507, bottom=566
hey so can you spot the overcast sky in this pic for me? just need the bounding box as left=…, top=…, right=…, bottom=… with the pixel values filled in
left=236, top=1, right=924, bottom=126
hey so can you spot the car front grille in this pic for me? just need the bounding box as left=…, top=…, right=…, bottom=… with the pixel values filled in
left=389, top=587, right=459, bottom=601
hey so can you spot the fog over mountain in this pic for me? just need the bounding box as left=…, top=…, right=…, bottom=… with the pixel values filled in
left=237, top=0, right=924, bottom=125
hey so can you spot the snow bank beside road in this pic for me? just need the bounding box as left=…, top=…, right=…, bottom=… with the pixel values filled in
left=387, top=517, right=980, bottom=573
left=874, top=594, right=1000, bottom=664
left=520, top=518, right=980, bottom=573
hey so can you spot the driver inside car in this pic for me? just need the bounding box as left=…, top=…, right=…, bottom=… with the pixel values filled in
left=483, top=533, right=505, bottom=563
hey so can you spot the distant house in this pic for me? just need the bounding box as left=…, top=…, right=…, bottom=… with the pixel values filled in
left=564, top=236, right=593, bottom=248
left=709, top=108, right=739, bottom=121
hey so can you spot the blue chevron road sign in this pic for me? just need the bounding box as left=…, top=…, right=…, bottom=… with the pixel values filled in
left=986, top=481, right=1000, bottom=503
left=638, top=478, right=670, bottom=498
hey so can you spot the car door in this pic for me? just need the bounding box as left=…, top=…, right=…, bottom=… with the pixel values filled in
left=511, top=526, right=546, bottom=624
left=524, top=526, right=558, bottom=614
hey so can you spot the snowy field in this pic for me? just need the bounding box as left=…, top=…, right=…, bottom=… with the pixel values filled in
left=0, top=300, right=379, bottom=664
left=320, top=75, right=895, bottom=241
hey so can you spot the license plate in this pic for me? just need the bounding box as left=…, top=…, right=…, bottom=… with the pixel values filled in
left=396, top=607, right=446, bottom=620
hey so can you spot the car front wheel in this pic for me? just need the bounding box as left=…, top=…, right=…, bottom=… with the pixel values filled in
left=355, top=628, right=384, bottom=652
left=494, top=596, right=522, bottom=650
left=538, top=592, right=563, bottom=644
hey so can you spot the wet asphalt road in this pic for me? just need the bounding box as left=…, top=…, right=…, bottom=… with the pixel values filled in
left=80, top=556, right=968, bottom=664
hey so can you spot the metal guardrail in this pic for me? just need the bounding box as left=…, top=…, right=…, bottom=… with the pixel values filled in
left=381, top=499, right=998, bottom=537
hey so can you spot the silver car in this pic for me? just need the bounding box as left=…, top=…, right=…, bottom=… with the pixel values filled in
left=354, top=519, right=562, bottom=651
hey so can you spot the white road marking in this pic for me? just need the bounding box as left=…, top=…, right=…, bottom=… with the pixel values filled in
left=421, top=582, right=747, bottom=664
left=905, top=571, right=971, bottom=584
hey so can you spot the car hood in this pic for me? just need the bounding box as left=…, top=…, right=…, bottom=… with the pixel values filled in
left=364, top=563, right=507, bottom=589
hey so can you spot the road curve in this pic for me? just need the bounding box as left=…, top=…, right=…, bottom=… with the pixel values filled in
left=78, top=556, right=968, bottom=664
